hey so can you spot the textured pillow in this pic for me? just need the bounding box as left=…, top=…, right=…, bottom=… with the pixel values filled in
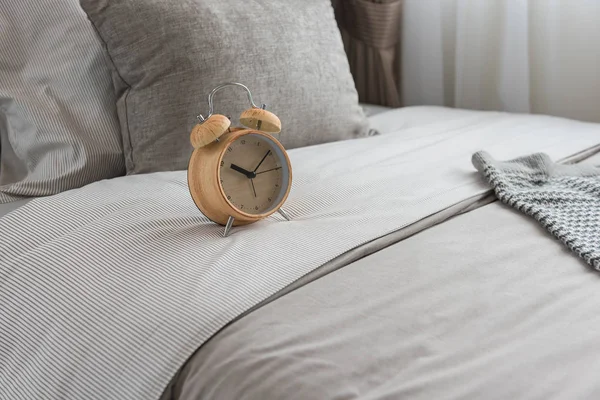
left=0, top=1, right=124, bottom=203
left=79, top=0, right=369, bottom=174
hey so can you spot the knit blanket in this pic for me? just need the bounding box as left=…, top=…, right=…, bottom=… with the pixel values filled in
left=473, top=151, right=600, bottom=270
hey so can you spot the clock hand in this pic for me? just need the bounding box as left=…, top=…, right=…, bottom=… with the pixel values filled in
left=253, top=150, right=271, bottom=172
left=256, top=166, right=282, bottom=175
left=230, top=163, right=256, bottom=179
left=250, top=179, right=257, bottom=198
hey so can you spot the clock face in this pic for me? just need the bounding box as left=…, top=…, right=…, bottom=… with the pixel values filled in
left=219, top=133, right=290, bottom=215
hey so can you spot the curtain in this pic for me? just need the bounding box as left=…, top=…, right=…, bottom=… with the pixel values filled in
left=334, top=0, right=403, bottom=107
left=402, top=0, right=600, bottom=123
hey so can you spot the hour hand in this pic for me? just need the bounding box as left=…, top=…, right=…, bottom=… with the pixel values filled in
left=230, top=163, right=256, bottom=179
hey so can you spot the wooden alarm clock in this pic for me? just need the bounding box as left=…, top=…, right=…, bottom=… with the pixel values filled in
left=187, top=82, right=292, bottom=237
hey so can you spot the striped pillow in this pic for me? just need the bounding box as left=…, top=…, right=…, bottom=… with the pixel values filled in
left=0, top=0, right=124, bottom=203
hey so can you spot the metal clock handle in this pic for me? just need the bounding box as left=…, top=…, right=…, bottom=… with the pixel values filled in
left=197, top=82, right=265, bottom=123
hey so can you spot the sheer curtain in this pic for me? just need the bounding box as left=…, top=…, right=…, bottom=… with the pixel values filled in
left=402, top=0, right=600, bottom=122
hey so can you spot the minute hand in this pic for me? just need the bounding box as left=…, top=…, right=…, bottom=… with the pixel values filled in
left=256, top=167, right=282, bottom=175
left=253, top=150, right=271, bottom=172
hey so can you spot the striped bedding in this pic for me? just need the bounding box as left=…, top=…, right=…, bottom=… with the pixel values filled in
left=0, top=0, right=124, bottom=202
left=1, top=108, right=599, bottom=399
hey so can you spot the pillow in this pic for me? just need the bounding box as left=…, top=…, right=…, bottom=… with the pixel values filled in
left=0, top=0, right=124, bottom=203
left=79, top=0, right=369, bottom=174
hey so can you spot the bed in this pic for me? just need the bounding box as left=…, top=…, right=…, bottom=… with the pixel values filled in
left=2, top=105, right=600, bottom=399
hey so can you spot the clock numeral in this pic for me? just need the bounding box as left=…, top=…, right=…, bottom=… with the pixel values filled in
left=256, top=142, right=260, bottom=146
left=275, top=184, right=279, bottom=188
left=241, top=140, right=246, bottom=145
left=268, top=197, right=272, bottom=202
left=240, top=205, right=244, bottom=209
left=227, top=147, right=233, bottom=152
left=220, top=161, right=224, bottom=167
left=227, top=195, right=231, bottom=200
left=255, top=206, right=259, bottom=210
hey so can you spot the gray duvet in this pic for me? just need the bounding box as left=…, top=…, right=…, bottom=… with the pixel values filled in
left=168, top=153, right=600, bottom=400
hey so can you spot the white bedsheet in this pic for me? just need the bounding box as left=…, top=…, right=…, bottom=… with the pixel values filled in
left=1, top=107, right=599, bottom=400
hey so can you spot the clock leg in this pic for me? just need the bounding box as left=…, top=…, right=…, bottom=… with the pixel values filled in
left=278, top=208, right=291, bottom=221
left=223, top=216, right=235, bottom=237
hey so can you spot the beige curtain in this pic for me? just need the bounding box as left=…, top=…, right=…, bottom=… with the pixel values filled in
left=333, top=0, right=403, bottom=107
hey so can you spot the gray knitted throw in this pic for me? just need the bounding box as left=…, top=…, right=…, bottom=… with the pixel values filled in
left=473, top=151, right=600, bottom=270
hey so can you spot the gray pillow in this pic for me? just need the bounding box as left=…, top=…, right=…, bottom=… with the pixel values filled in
left=80, top=0, right=369, bottom=174
left=0, top=0, right=125, bottom=203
